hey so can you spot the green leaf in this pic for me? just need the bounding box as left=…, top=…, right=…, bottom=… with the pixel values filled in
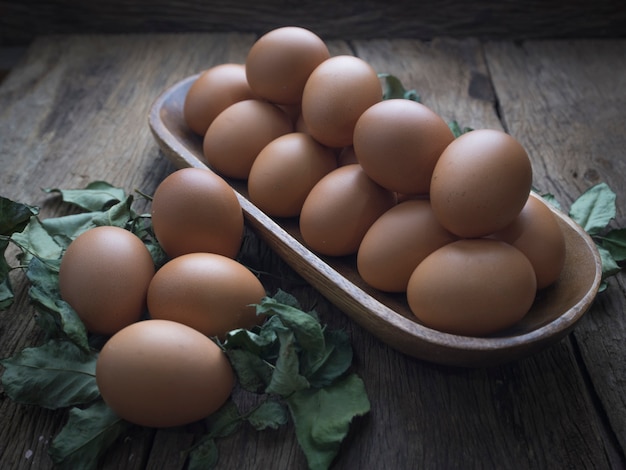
left=0, top=238, right=14, bottom=309
left=600, top=228, right=626, bottom=262
left=224, top=325, right=278, bottom=357
left=286, top=374, right=371, bottom=470
left=448, top=121, right=473, bottom=138
left=378, top=73, right=421, bottom=102
left=256, top=296, right=325, bottom=362
left=265, top=326, right=310, bottom=396
left=92, top=195, right=136, bottom=228
left=49, top=400, right=129, bottom=470
left=246, top=400, right=289, bottom=431
left=0, top=196, right=39, bottom=235
left=303, top=329, right=353, bottom=388
left=225, top=348, right=273, bottom=393
left=11, top=216, right=64, bottom=265
left=188, top=437, right=219, bottom=470
left=569, top=183, right=616, bottom=235
left=188, top=401, right=242, bottom=470
left=0, top=339, right=99, bottom=409
left=596, top=244, right=621, bottom=280
left=205, top=400, right=243, bottom=438
left=39, top=212, right=104, bottom=249
left=26, top=257, right=89, bottom=349
left=44, top=181, right=126, bottom=212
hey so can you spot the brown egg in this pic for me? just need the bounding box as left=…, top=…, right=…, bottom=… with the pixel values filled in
left=147, top=253, right=266, bottom=338
left=490, top=193, right=566, bottom=289
left=59, top=226, right=155, bottom=335
left=299, top=164, right=396, bottom=256
left=203, top=99, right=293, bottom=179
left=96, top=319, right=234, bottom=428
left=430, top=129, right=533, bottom=238
left=357, top=199, right=458, bottom=293
left=248, top=132, right=337, bottom=217
left=183, top=63, right=257, bottom=136
left=245, top=26, right=330, bottom=105
left=353, top=99, right=455, bottom=194
left=407, top=239, right=537, bottom=336
left=301, top=55, right=382, bottom=148
left=150, top=167, right=244, bottom=259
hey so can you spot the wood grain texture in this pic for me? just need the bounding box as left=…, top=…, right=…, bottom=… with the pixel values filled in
left=485, top=39, right=626, bottom=464
left=0, top=33, right=625, bottom=469
left=1, top=0, right=626, bottom=46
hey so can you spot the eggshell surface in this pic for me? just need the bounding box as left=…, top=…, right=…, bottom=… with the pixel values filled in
left=96, top=319, right=234, bottom=428
left=245, top=26, right=330, bottom=105
left=183, top=64, right=257, bottom=136
left=147, top=253, right=266, bottom=338
left=353, top=99, right=455, bottom=194
left=247, top=132, right=337, bottom=217
left=430, top=129, right=533, bottom=238
left=407, top=238, right=537, bottom=336
left=150, top=167, right=244, bottom=259
left=491, top=193, right=566, bottom=289
left=299, top=164, right=396, bottom=256
left=301, top=55, right=382, bottom=148
left=203, top=99, right=293, bottom=179
left=357, top=199, right=457, bottom=292
left=59, top=226, right=155, bottom=335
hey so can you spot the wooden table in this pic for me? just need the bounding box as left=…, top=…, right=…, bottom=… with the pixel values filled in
left=1, top=32, right=625, bottom=469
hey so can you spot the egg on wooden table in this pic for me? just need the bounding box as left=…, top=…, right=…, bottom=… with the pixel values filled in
left=150, top=167, right=244, bottom=259
left=96, top=319, right=234, bottom=428
left=147, top=253, right=266, bottom=339
left=59, top=226, right=155, bottom=335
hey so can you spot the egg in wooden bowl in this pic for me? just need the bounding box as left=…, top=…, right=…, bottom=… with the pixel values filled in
left=147, top=29, right=602, bottom=367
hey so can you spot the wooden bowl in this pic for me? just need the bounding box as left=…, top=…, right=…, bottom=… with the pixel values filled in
left=148, top=74, right=603, bottom=367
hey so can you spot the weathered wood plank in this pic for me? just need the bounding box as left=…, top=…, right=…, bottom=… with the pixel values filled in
left=485, top=39, right=626, bottom=463
left=0, top=33, right=624, bottom=469
left=1, top=0, right=625, bottom=46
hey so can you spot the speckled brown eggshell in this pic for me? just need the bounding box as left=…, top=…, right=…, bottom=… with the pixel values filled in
left=147, top=253, right=266, bottom=338
left=59, top=226, right=155, bottom=336
left=301, top=55, right=382, bottom=148
left=357, top=199, right=458, bottom=293
left=353, top=99, right=455, bottom=195
left=96, top=319, right=234, bottom=428
left=490, top=193, right=566, bottom=289
left=150, top=167, right=244, bottom=259
left=247, top=132, right=338, bottom=218
left=430, top=129, right=533, bottom=238
left=183, top=64, right=257, bottom=136
left=407, top=238, right=537, bottom=337
left=245, top=26, right=330, bottom=105
left=299, top=164, right=396, bottom=257
left=202, top=99, right=293, bottom=180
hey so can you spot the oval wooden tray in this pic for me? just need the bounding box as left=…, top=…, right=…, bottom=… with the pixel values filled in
left=148, top=74, right=603, bottom=367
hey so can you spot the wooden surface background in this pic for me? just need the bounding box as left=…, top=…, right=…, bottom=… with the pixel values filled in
left=0, top=12, right=625, bottom=470
left=1, top=0, right=626, bottom=46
